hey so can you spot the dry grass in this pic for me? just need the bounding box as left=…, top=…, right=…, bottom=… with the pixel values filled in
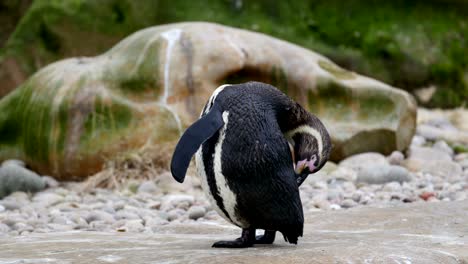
left=81, top=142, right=176, bottom=191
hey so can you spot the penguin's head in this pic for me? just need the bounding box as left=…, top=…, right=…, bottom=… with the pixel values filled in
left=286, top=115, right=332, bottom=185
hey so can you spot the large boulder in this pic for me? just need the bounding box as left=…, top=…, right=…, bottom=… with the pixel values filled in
left=0, top=22, right=417, bottom=179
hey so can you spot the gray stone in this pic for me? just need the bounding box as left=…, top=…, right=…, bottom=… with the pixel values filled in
left=408, top=146, right=452, bottom=161
left=176, top=201, right=191, bottom=210
left=310, top=198, right=331, bottom=210
left=85, top=211, right=115, bottom=224
left=340, top=199, right=357, bottom=209
left=404, top=146, right=462, bottom=177
left=0, top=163, right=46, bottom=199
left=42, top=176, right=59, bottom=188
left=410, top=135, right=426, bottom=147
left=312, top=181, right=328, bottom=190
left=88, top=220, right=109, bottom=231
left=113, top=200, right=126, bottom=211
left=188, top=206, right=206, bottom=220
left=1, top=159, right=25, bottom=168
left=115, top=211, right=141, bottom=221
left=357, top=165, right=411, bottom=184
left=71, top=216, right=89, bottom=229
left=339, top=152, right=389, bottom=172
left=457, top=159, right=468, bottom=169
left=158, top=211, right=169, bottom=221
left=425, top=117, right=458, bottom=131
left=143, top=216, right=168, bottom=229
left=328, top=167, right=357, bottom=182
left=148, top=201, right=161, bottom=210
left=0, top=223, right=10, bottom=233
left=32, top=193, right=63, bottom=207
left=101, top=205, right=116, bottom=215
left=118, top=220, right=144, bottom=233
left=54, top=202, right=78, bottom=212
left=452, top=192, right=467, bottom=201
left=405, top=159, right=462, bottom=177
left=317, top=162, right=338, bottom=175
left=137, top=181, right=158, bottom=194
left=51, top=216, right=72, bottom=225
left=327, top=189, right=344, bottom=203
left=47, top=223, right=75, bottom=232
left=7, top=191, right=30, bottom=201
left=0, top=204, right=4, bottom=213
left=154, top=171, right=194, bottom=194
left=0, top=200, right=21, bottom=211
left=162, top=195, right=194, bottom=211
left=341, top=181, right=356, bottom=193
left=167, top=209, right=185, bottom=221
left=351, top=191, right=363, bottom=203
left=454, top=153, right=468, bottom=162
left=416, top=124, right=468, bottom=145
left=89, top=202, right=105, bottom=210
left=417, top=124, right=444, bottom=140
left=447, top=183, right=464, bottom=192
left=13, top=222, right=33, bottom=232
left=382, top=182, right=402, bottom=192
left=433, top=140, right=454, bottom=156
left=387, top=151, right=405, bottom=165
left=375, top=192, right=392, bottom=202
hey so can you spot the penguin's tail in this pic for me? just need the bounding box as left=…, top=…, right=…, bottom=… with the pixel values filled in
left=280, top=225, right=303, bottom=245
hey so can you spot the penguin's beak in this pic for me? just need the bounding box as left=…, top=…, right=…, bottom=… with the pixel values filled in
left=294, top=158, right=317, bottom=175
left=294, top=157, right=318, bottom=186
left=294, top=160, right=307, bottom=175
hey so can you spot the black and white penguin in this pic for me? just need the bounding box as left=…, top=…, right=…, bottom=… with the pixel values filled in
left=171, top=82, right=331, bottom=248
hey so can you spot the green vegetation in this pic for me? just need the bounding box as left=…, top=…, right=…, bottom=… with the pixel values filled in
left=1, top=0, right=467, bottom=107
left=308, top=81, right=396, bottom=123
left=452, top=144, right=468, bottom=154
left=318, top=60, right=356, bottom=80
left=0, top=81, right=60, bottom=163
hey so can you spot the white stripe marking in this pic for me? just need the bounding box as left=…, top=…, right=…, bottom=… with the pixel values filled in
left=285, top=125, right=324, bottom=160
left=195, top=147, right=230, bottom=221
left=201, top=84, right=230, bottom=117
left=213, top=111, right=244, bottom=227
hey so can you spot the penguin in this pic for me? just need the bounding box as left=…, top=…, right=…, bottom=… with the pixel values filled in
left=171, top=82, right=331, bottom=248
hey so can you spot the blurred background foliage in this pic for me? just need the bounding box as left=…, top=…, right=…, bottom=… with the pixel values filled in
left=1, top=0, right=467, bottom=107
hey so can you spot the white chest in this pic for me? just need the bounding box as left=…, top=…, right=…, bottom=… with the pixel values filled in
left=194, top=111, right=246, bottom=227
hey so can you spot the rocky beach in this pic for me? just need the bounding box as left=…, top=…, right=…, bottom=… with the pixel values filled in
left=0, top=108, right=467, bottom=238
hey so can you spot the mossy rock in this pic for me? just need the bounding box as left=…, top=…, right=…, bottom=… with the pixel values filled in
left=1, top=0, right=467, bottom=107
left=0, top=22, right=417, bottom=179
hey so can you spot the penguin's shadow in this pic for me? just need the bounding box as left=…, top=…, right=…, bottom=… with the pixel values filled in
left=209, top=243, right=296, bottom=250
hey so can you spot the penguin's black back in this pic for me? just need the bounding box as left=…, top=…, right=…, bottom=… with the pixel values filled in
left=201, top=82, right=304, bottom=242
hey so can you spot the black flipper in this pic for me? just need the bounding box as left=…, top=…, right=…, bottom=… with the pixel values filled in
left=170, top=104, right=224, bottom=183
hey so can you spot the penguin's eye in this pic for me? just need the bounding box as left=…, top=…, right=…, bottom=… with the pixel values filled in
left=310, top=154, right=318, bottom=165
left=313, top=155, right=319, bottom=167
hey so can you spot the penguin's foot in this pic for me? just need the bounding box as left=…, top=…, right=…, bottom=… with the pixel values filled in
left=255, top=230, right=276, bottom=244
left=212, top=228, right=255, bottom=248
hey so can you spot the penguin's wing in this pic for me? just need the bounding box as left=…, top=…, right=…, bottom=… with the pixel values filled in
left=170, top=104, right=224, bottom=183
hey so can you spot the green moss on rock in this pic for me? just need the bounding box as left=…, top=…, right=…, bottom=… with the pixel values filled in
left=2, top=0, right=467, bottom=107
left=318, top=60, right=356, bottom=80
left=80, top=95, right=133, bottom=152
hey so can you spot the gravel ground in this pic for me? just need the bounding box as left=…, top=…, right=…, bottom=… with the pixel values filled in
left=1, top=111, right=467, bottom=236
